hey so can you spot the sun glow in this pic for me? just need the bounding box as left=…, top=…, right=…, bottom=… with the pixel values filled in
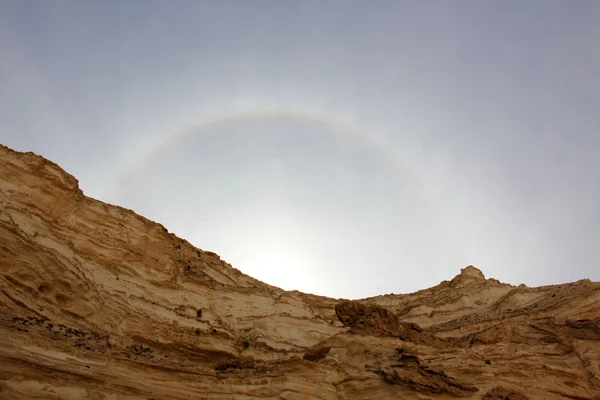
left=237, top=250, right=318, bottom=293
left=185, top=208, right=325, bottom=295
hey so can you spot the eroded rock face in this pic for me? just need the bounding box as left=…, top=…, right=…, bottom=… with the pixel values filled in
left=335, top=300, right=434, bottom=346
left=335, top=300, right=403, bottom=335
left=1, top=143, right=600, bottom=399
left=371, top=347, right=478, bottom=397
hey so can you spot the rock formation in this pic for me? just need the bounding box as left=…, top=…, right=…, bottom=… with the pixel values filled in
left=0, top=143, right=599, bottom=399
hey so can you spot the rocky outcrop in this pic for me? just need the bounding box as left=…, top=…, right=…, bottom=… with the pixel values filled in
left=335, top=301, right=404, bottom=335
left=1, top=143, right=600, bottom=399
left=334, top=300, right=435, bottom=346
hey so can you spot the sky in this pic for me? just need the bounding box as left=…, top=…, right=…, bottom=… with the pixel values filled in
left=1, top=1, right=599, bottom=299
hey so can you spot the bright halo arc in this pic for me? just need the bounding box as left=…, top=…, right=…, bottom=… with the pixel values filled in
left=109, top=99, right=461, bottom=295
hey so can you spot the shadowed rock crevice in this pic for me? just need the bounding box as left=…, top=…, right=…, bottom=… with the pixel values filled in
left=482, top=386, right=529, bottom=400
left=303, top=345, right=332, bottom=361
left=368, top=347, right=479, bottom=397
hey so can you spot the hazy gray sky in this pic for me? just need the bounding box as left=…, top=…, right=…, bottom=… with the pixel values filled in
left=1, top=1, right=599, bottom=299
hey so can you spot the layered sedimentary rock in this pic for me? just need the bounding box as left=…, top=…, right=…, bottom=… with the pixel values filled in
left=0, top=143, right=599, bottom=399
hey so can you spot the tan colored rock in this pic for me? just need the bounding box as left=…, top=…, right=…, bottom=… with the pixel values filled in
left=1, top=143, right=599, bottom=399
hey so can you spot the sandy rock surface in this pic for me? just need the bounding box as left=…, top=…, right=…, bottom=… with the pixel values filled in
left=1, top=144, right=599, bottom=399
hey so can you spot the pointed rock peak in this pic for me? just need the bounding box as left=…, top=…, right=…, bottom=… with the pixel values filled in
left=448, top=265, right=486, bottom=287
left=460, top=265, right=486, bottom=280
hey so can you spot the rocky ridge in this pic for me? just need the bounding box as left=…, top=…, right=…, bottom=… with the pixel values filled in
left=0, top=143, right=599, bottom=399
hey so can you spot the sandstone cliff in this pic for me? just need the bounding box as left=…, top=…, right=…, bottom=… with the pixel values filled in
left=0, top=143, right=599, bottom=399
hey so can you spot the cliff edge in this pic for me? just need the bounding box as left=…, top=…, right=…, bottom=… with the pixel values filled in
left=1, top=144, right=599, bottom=399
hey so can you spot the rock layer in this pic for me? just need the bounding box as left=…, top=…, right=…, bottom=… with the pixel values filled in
left=0, top=143, right=599, bottom=399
